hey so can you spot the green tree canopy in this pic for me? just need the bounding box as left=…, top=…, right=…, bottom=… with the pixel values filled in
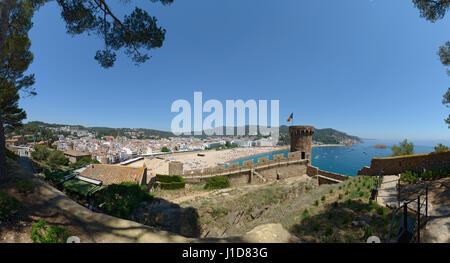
left=412, top=0, right=450, bottom=127
left=434, top=143, right=449, bottom=152
left=0, top=0, right=174, bottom=178
left=391, top=139, right=415, bottom=156
left=46, top=150, right=68, bottom=168
left=30, top=144, right=51, bottom=161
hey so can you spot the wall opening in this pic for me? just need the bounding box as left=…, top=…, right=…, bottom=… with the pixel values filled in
left=301, top=152, right=306, bottom=159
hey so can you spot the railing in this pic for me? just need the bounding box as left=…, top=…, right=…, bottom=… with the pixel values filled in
left=386, top=184, right=429, bottom=243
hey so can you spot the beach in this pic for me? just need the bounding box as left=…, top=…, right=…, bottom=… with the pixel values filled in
left=125, top=143, right=351, bottom=175
left=126, top=146, right=288, bottom=175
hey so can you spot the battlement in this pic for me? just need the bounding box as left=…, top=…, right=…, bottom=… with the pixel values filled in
left=289, top=126, right=315, bottom=136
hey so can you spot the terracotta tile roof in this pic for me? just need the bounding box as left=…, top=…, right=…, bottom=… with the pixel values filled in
left=80, top=164, right=145, bottom=186
left=64, top=150, right=91, bottom=157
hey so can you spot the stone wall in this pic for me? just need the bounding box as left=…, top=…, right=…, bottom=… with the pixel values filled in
left=178, top=150, right=348, bottom=186
left=169, top=161, right=183, bottom=176
left=357, top=150, right=450, bottom=176
left=181, top=151, right=308, bottom=185
left=306, top=165, right=348, bottom=185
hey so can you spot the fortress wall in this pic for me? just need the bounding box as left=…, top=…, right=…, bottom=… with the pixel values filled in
left=306, top=165, right=348, bottom=184
left=257, top=163, right=307, bottom=181
left=317, top=169, right=348, bottom=181
left=307, top=165, right=319, bottom=177
left=182, top=156, right=309, bottom=185
left=357, top=150, right=450, bottom=176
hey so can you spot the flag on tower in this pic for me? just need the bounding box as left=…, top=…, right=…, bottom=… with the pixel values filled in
left=287, top=113, right=293, bottom=122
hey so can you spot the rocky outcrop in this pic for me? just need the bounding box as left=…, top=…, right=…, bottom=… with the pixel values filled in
left=240, top=223, right=301, bottom=243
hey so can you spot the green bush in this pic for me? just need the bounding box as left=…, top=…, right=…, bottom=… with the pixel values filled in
left=325, top=225, right=333, bottom=236
left=420, top=170, right=433, bottom=181
left=204, top=176, right=230, bottom=190
left=46, top=150, right=69, bottom=167
left=69, top=156, right=99, bottom=169
left=155, top=174, right=186, bottom=190
left=302, top=209, right=309, bottom=219
left=98, top=182, right=153, bottom=219
left=15, top=179, right=33, bottom=194
left=30, top=220, right=70, bottom=243
left=400, top=171, right=419, bottom=184
left=154, top=181, right=186, bottom=190
left=0, top=192, right=21, bottom=216
left=161, top=146, right=170, bottom=152
left=376, top=207, right=385, bottom=215
left=31, top=145, right=51, bottom=161
left=364, top=226, right=373, bottom=240
left=156, top=174, right=184, bottom=183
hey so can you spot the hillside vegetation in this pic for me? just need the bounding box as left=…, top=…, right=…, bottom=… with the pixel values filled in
left=12, top=122, right=361, bottom=145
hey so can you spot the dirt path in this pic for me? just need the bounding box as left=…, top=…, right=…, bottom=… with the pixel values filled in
left=423, top=179, right=450, bottom=243
left=377, top=175, right=399, bottom=208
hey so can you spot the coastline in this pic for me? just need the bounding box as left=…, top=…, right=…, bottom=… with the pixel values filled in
left=312, top=144, right=350, bottom=148
left=126, top=143, right=353, bottom=175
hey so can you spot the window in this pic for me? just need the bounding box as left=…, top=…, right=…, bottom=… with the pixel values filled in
left=301, top=152, right=306, bottom=159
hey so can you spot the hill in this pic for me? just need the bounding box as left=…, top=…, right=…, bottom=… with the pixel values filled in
left=13, top=122, right=361, bottom=145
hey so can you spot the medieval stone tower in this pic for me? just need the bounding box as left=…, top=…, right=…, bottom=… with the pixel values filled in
left=289, top=125, right=315, bottom=162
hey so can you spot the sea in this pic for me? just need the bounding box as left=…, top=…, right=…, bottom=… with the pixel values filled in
left=228, top=139, right=449, bottom=176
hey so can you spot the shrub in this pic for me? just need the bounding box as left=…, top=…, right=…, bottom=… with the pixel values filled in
left=314, top=200, right=319, bottom=206
left=364, top=226, right=373, bottom=240
left=321, top=196, right=326, bottom=202
left=302, top=209, right=309, bottom=219
left=98, top=182, right=153, bottom=219
left=325, top=225, right=333, bottom=236
left=161, top=146, right=170, bottom=152
left=400, top=171, right=419, bottom=184
left=15, top=179, right=33, bottom=194
left=47, top=150, right=69, bottom=167
left=204, top=176, right=230, bottom=190
left=155, top=174, right=186, bottom=190
left=313, top=223, right=321, bottom=231
left=305, top=185, right=312, bottom=192
left=342, top=215, right=350, bottom=225
left=30, top=220, right=70, bottom=243
left=0, top=192, right=21, bottom=216
left=156, top=174, right=184, bottom=183
left=376, top=207, right=385, bottom=215
left=69, top=156, right=99, bottom=169
left=31, top=145, right=51, bottom=161
left=338, top=194, right=343, bottom=200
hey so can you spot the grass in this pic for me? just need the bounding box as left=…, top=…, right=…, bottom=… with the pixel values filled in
left=289, top=176, right=395, bottom=243
left=30, top=220, right=71, bottom=243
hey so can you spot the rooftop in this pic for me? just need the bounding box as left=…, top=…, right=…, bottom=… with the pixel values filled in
left=80, top=164, right=146, bottom=186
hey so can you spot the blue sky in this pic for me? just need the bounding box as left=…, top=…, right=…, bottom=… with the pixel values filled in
left=20, top=0, right=450, bottom=141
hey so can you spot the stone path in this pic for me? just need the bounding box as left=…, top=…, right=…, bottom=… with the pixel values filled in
left=423, top=181, right=450, bottom=243
left=377, top=175, right=400, bottom=209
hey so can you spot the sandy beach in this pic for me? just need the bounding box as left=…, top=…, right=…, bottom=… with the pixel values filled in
left=125, top=143, right=349, bottom=175
left=126, top=146, right=288, bottom=175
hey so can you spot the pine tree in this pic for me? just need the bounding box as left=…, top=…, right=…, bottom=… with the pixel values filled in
left=0, top=0, right=173, bottom=179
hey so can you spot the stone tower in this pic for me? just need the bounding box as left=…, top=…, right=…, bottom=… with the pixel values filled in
left=289, top=125, right=315, bottom=162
